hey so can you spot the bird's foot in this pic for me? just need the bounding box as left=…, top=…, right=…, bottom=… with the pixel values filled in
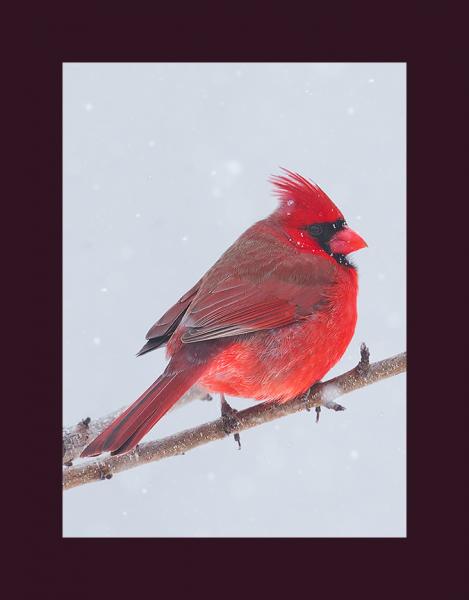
left=220, top=395, right=241, bottom=450
left=304, top=382, right=322, bottom=414
left=315, top=405, right=321, bottom=423
left=304, top=382, right=346, bottom=418
left=323, top=400, right=346, bottom=412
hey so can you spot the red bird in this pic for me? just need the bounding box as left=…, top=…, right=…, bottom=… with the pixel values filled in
left=81, top=170, right=367, bottom=457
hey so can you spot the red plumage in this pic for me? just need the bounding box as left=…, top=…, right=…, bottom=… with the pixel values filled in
left=81, top=169, right=367, bottom=457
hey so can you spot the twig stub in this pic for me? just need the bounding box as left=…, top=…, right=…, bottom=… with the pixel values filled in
left=357, top=343, right=370, bottom=375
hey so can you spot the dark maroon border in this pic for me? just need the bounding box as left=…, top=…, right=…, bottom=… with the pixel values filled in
left=8, top=3, right=465, bottom=597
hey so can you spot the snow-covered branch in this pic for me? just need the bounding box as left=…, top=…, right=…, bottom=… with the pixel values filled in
left=63, top=387, right=213, bottom=465
left=63, top=345, right=406, bottom=491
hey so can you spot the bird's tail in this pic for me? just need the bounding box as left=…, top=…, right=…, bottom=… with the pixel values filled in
left=81, top=357, right=207, bottom=457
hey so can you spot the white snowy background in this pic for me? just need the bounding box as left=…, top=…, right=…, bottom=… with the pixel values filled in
left=63, top=63, right=406, bottom=537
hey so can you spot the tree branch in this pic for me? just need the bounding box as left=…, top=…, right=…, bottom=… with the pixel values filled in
left=63, top=345, right=406, bottom=491
left=62, top=387, right=213, bottom=465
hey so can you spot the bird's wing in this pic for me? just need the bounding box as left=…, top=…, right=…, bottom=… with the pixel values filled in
left=180, top=250, right=336, bottom=344
left=136, top=280, right=202, bottom=355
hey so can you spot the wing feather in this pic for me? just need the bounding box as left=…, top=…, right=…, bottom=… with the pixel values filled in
left=180, top=246, right=336, bottom=344
left=136, top=279, right=201, bottom=355
left=138, top=227, right=337, bottom=351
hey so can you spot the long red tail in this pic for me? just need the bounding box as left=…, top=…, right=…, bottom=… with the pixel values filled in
left=81, top=359, right=206, bottom=457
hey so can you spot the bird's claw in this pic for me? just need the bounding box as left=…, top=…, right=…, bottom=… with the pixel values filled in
left=303, top=382, right=346, bottom=419
left=327, top=401, right=346, bottom=412
left=315, top=406, right=321, bottom=423
left=303, top=382, right=322, bottom=414
left=221, top=395, right=241, bottom=449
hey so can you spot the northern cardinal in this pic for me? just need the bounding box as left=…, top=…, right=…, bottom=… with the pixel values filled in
left=81, top=170, right=367, bottom=457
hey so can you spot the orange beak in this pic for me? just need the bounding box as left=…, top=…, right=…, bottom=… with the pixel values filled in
left=329, top=226, right=367, bottom=255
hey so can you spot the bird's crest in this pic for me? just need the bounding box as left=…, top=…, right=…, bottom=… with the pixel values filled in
left=270, top=168, right=344, bottom=226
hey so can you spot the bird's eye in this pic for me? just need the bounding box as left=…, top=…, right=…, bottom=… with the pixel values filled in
left=309, top=224, right=323, bottom=237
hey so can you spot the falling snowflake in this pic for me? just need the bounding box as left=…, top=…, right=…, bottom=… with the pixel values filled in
left=225, top=160, right=243, bottom=175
